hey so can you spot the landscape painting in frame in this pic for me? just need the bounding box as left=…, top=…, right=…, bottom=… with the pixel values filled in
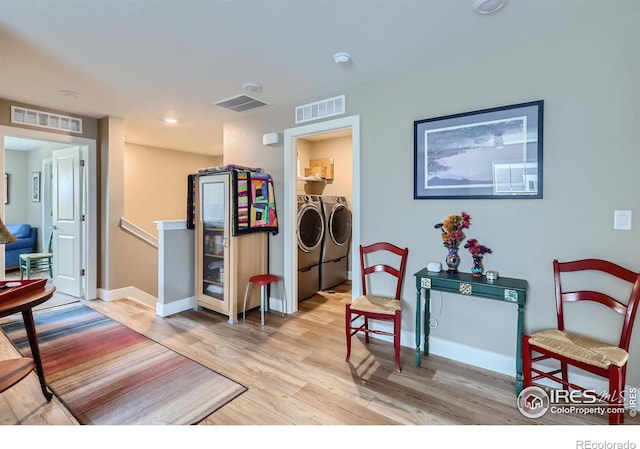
left=414, top=100, right=543, bottom=199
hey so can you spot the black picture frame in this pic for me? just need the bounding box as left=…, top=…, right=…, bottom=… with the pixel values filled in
left=32, top=171, right=41, bottom=202
left=414, top=100, right=543, bottom=199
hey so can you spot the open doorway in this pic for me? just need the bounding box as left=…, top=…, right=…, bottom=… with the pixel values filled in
left=1, top=125, right=97, bottom=301
left=283, top=115, right=361, bottom=315
left=296, top=130, right=353, bottom=301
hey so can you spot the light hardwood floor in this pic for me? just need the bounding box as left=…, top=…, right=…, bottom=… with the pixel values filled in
left=0, top=281, right=638, bottom=426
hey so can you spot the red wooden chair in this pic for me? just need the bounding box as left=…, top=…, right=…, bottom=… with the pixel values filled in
left=522, top=258, right=640, bottom=424
left=346, top=242, right=408, bottom=373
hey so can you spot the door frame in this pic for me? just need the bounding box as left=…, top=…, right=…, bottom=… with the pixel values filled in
left=283, top=115, right=361, bottom=314
left=41, top=158, right=53, bottom=253
left=1, top=125, right=97, bottom=300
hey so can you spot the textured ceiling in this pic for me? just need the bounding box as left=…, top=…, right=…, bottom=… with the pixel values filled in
left=0, top=0, right=621, bottom=155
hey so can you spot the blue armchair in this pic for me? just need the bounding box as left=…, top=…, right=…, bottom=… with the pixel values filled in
left=5, top=224, right=37, bottom=269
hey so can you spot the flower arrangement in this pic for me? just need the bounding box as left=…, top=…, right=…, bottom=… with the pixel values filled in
left=434, top=212, right=471, bottom=248
left=464, top=239, right=492, bottom=257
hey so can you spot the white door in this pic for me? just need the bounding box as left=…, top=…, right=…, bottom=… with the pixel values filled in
left=52, top=146, right=83, bottom=297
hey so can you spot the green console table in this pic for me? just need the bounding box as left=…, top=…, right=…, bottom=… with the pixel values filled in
left=413, top=268, right=528, bottom=394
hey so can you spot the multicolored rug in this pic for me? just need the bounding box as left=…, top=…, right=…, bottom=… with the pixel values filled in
left=0, top=303, right=246, bottom=424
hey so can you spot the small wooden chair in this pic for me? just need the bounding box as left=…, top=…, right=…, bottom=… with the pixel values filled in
left=19, top=228, right=53, bottom=280
left=522, top=258, right=640, bottom=425
left=346, top=242, right=409, bottom=373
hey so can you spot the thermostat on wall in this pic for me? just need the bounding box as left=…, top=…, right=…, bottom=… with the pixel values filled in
left=262, top=132, right=280, bottom=145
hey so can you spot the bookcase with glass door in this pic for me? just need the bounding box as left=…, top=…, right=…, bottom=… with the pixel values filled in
left=194, top=173, right=267, bottom=323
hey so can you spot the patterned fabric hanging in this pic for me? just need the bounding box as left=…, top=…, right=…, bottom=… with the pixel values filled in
left=186, top=167, right=278, bottom=236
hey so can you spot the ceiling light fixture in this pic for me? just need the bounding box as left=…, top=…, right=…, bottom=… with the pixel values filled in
left=333, top=52, right=351, bottom=65
left=242, top=82, right=262, bottom=92
left=473, top=0, right=508, bottom=14
left=163, top=117, right=178, bottom=124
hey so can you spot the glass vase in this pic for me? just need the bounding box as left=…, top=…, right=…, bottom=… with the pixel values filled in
left=471, top=255, right=484, bottom=277
left=445, top=247, right=460, bottom=273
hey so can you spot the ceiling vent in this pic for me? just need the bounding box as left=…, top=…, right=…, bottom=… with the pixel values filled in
left=214, top=94, right=268, bottom=112
left=11, top=105, right=83, bottom=133
left=295, top=95, right=345, bottom=124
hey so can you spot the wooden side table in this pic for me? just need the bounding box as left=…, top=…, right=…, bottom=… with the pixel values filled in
left=0, top=284, right=56, bottom=401
left=413, top=269, right=528, bottom=394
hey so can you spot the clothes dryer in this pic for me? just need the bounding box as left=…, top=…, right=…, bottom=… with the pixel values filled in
left=319, top=196, right=352, bottom=290
left=297, top=195, right=324, bottom=300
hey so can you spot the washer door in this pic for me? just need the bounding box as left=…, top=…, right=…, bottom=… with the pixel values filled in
left=328, top=203, right=352, bottom=246
left=297, top=204, right=324, bottom=252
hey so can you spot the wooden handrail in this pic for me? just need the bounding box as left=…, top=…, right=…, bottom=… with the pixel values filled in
left=119, top=218, right=158, bottom=248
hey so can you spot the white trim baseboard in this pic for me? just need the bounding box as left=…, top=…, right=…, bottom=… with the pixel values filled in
left=424, top=336, right=637, bottom=406
left=97, top=286, right=157, bottom=309
left=98, top=286, right=195, bottom=318
left=428, top=336, right=515, bottom=377
left=156, top=296, right=195, bottom=317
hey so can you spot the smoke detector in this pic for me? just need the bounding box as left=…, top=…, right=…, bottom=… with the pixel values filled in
left=242, top=82, right=262, bottom=92
left=333, top=52, right=351, bottom=65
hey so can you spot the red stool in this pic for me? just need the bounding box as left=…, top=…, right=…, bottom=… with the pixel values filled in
left=242, top=274, right=287, bottom=326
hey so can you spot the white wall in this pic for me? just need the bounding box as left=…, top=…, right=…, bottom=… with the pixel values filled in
left=222, top=113, right=287, bottom=285
left=124, top=143, right=220, bottom=236
left=296, top=139, right=312, bottom=194
left=5, top=145, right=64, bottom=249
left=4, top=150, right=28, bottom=224
left=223, top=2, right=640, bottom=386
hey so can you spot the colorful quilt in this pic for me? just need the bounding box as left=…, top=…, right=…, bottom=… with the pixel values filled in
left=187, top=170, right=278, bottom=235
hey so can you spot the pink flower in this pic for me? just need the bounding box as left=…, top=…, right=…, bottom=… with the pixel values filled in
left=464, top=239, right=492, bottom=256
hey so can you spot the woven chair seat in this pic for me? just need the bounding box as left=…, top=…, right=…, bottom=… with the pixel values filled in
left=529, top=329, right=628, bottom=369
left=19, top=252, right=52, bottom=260
left=350, top=294, right=401, bottom=315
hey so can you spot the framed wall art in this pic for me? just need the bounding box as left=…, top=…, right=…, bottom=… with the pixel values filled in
left=32, top=171, right=41, bottom=202
left=414, top=100, right=543, bottom=199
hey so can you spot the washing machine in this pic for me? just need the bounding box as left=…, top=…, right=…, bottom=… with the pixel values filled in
left=297, top=195, right=324, bottom=300
left=319, top=196, right=352, bottom=290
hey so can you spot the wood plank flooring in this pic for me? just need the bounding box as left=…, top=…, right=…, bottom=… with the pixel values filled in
left=1, top=281, right=638, bottom=426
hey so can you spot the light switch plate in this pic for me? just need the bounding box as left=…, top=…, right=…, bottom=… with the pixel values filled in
left=614, top=210, right=632, bottom=230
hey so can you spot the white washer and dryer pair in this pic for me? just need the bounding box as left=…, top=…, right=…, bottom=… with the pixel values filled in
left=319, top=195, right=352, bottom=291
left=297, top=194, right=324, bottom=301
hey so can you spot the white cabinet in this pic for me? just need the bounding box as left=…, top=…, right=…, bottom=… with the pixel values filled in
left=194, top=173, right=266, bottom=323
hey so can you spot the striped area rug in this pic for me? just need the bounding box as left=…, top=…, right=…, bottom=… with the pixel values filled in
left=0, top=303, right=246, bottom=424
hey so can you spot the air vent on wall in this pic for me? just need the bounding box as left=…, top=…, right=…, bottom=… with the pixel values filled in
left=295, top=95, right=345, bottom=124
left=11, top=105, right=83, bottom=133
left=214, top=94, right=268, bottom=112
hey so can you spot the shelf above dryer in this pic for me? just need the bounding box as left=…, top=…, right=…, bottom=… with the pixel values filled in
left=297, top=176, right=326, bottom=183
left=297, top=176, right=326, bottom=195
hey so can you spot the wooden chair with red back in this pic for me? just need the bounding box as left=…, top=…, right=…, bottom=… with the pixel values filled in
left=345, top=242, right=409, bottom=373
left=522, top=258, right=640, bottom=424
